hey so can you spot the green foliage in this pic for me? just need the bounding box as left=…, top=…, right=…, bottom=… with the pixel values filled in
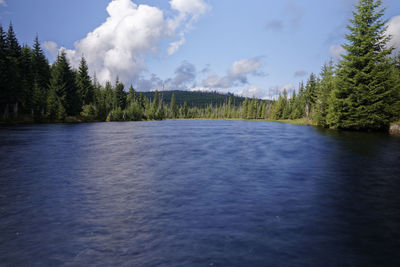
left=114, top=80, right=127, bottom=110
left=170, top=93, right=178, bottom=118
left=314, top=61, right=335, bottom=127
left=327, top=0, right=397, bottom=131
left=76, top=56, right=94, bottom=107
left=2, top=14, right=399, bottom=131
left=49, top=51, right=79, bottom=116
left=80, top=104, right=98, bottom=122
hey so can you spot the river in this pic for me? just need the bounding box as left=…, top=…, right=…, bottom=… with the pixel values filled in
left=0, top=120, right=399, bottom=266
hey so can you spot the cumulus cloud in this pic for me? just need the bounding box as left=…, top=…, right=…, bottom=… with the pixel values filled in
left=387, top=15, right=400, bottom=52
left=45, top=0, right=209, bottom=85
left=0, top=0, right=7, bottom=7
left=202, top=57, right=265, bottom=88
left=268, top=83, right=293, bottom=99
left=43, top=41, right=58, bottom=60
left=167, top=0, right=210, bottom=55
left=329, top=45, right=346, bottom=59
left=164, top=61, right=197, bottom=90
left=238, top=86, right=269, bottom=99
left=294, top=70, right=308, bottom=77
left=135, top=61, right=197, bottom=91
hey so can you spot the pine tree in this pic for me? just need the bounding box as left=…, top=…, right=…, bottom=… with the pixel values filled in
left=315, top=60, right=335, bottom=127
left=31, top=36, right=50, bottom=94
left=0, top=26, right=8, bottom=118
left=242, top=98, right=249, bottom=119
left=182, top=101, right=188, bottom=118
left=20, top=45, right=34, bottom=114
left=304, top=73, right=318, bottom=118
left=327, top=0, right=396, bottom=130
left=49, top=51, right=79, bottom=116
left=4, top=23, right=22, bottom=118
left=127, top=85, right=136, bottom=105
left=76, top=56, right=94, bottom=106
left=170, top=93, right=178, bottom=118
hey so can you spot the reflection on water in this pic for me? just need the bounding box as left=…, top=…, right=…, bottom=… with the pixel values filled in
left=0, top=121, right=399, bottom=266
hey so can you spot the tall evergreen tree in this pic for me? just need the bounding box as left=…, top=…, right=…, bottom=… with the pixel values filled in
left=76, top=56, right=94, bottom=106
left=315, top=60, right=335, bottom=127
left=31, top=36, right=50, bottom=92
left=4, top=23, right=22, bottom=117
left=327, top=0, right=396, bottom=130
left=49, top=51, right=79, bottom=116
left=170, top=93, right=178, bottom=118
left=0, top=25, right=9, bottom=118
left=20, top=45, right=34, bottom=113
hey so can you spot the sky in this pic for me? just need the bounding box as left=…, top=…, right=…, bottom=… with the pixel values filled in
left=1, top=0, right=400, bottom=99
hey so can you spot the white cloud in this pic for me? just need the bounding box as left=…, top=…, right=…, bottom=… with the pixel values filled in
left=134, top=61, right=197, bottom=91
left=167, top=0, right=210, bottom=55
left=170, top=0, right=209, bottom=19
left=238, top=86, right=269, bottom=99
left=387, top=15, right=400, bottom=52
left=268, top=83, right=293, bottom=99
left=43, top=41, right=58, bottom=60
left=329, top=45, right=346, bottom=59
left=202, top=57, right=265, bottom=88
left=229, top=58, right=262, bottom=77
left=45, top=0, right=209, bottom=85
left=167, top=34, right=186, bottom=56
left=0, top=0, right=7, bottom=7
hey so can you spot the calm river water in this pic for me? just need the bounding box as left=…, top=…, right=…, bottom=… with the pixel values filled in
left=0, top=120, right=399, bottom=266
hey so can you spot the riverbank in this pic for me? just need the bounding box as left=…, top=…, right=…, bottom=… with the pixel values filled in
left=2, top=117, right=399, bottom=136
left=390, top=122, right=400, bottom=135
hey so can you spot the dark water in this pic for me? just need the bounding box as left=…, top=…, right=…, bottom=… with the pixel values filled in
left=0, top=120, right=400, bottom=266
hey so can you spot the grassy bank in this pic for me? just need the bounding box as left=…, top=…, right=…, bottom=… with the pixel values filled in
left=276, top=118, right=315, bottom=126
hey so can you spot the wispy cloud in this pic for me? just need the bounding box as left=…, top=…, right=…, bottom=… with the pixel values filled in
left=265, top=19, right=284, bottom=31
left=0, top=0, right=7, bottom=7
left=265, top=0, right=305, bottom=32
left=294, top=70, right=307, bottom=77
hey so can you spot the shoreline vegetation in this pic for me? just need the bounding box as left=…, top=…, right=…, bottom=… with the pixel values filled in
left=2, top=114, right=400, bottom=136
left=1, top=0, right=399, bottom=133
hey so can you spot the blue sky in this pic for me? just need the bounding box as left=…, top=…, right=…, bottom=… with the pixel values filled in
left=1, top=0, right=400, bottom=98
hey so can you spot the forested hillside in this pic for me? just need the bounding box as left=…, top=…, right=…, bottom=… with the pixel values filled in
left=142, top=90, right=266, bottom=108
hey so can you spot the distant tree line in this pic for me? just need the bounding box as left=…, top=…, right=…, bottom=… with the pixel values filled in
left=271, top=0, right=400, bottom=131
left=0, top=22, right=273, bottom=123
left=1, top=0, right=399, bottom=130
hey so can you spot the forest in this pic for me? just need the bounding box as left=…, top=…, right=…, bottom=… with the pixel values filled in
left=0, top=0, right=399, bottom=131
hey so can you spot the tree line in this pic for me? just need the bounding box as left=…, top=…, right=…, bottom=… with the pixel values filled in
left=271, top=0, right=400, bottom=131
left=0, top=23, right=273, bottom=123
left=1, top=0, right=399, bottom=130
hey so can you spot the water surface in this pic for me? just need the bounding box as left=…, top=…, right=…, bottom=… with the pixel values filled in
left=0, top=120, right=399, bottom=266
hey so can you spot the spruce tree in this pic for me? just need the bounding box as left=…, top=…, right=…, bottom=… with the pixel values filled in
left=4, top=23, right=22, bottom=118
left=170, top=93, right=178, bottom=118
left=49, top=51, right=79, bottom=116
left=327, top=0, right=396, bottom=130
left=20, top=45, right=34, bottom=114
left=315, top=60, right=335, bottom=127
left=0, top=26, right=9, bottom=118
left=32, top=36, right=50, bottom=94
left=77, top=56, right=94, bottom=106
